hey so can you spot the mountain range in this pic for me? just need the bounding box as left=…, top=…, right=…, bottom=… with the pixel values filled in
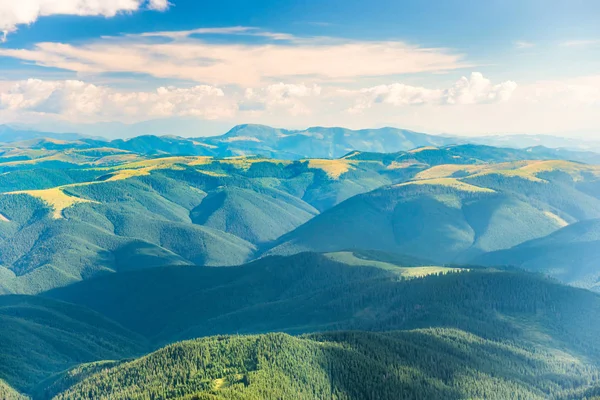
left=2, top=125, right=600, bottom=399
left=3, top=123, right=600, bottom=161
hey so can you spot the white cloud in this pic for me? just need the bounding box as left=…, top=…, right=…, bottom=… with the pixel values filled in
left=147, top=0, right=170, bottom=11
left=515, top=41, right=534, bottom=49
left=0, top=78, right=235, bottom=122
left=3, top=74, right=599, bottom=137
left=560, top=40, right=600, bottom=47
left=346, top=72, right=518, bottom=113
left=243, top=83, right=321, bottom=115
left=137, top=26, right=295, bottom=41
left=0, top=28, right=470, bottom=86
left=0, top=0, right=170, bottom=40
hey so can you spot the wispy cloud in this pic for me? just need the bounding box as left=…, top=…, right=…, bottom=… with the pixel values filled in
left=0, top=27, right=472, bottom=86
left=0, top=0, right=170, bottom=41
left=515, top=41, right=535, bottom=49
left=560, top=39, right=600, bottom=47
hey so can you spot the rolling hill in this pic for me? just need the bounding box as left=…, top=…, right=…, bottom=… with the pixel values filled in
left=45, top=251, right=600, bottom=355
left=1, top=145, right=600, bottom=294
left=267, top=160, right=600, bottom=263
left=0, top=295, right=146, bottom=393
left=190, top=186, right=319, bottom=244
left=33, top=251, right=600, bottom=400
left=3, top=127, right=600, bottom=400
left=41, top=329, right=600, bottom=400
left=3, top=124, right=600, bottom=166
left=0, top=154, right=416, bottom=294
left=475, top=218, right=600, bottom=289
left=0, top=251, right=598, bottom=398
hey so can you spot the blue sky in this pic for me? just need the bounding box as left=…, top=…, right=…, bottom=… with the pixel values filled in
left=0, top=0, right=599, bottom=137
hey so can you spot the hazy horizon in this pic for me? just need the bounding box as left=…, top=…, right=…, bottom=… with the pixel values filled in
left=4, top=119, right=600, bottom=143
left=1, top=0, right=599, bottom=139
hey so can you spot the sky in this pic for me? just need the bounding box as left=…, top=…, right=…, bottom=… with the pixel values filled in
left=0, top=0, right=599, bottom=138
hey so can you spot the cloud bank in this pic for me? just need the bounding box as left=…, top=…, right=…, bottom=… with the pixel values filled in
left=346, top=72, right=518, bottom=113
left=0, top=74, right=523, bottom=124
left=0, top=79, right=234, bottom=122
left=2, top=72, right=599, bottom=136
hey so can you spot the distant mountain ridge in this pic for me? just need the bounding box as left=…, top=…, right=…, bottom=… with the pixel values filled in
left=0, top=125, right=89, bottom=143
left=3, top=123, right=600, bottom=161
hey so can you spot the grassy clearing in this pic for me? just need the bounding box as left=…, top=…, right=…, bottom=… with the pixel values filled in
left=408, top=146, right=439, bottom=153
left=304, top=159, right=356, bottom=179
left=416, top=160, right=600, bottom=184
left=219, top=157, right=292, bottom=171
left=191, top=140, right=218, bottom=149
left=341, top=151, right=361, bottom=159
left=396, top=178, right=495, bottom=193
left=6, top=188, right=95, bottom=218
left=103, top=168, right=153, bottom=181
left=386, top=161, right=422, bottom=170
left=543, top=211, right=569, bottom=227
left=519, top=160, right=600, bottom=180
left=196, top=170, right=228, bottom=177
left=414, top=162, right=531, bottom=180
left=92, top=153, right=142, bottom=165
left=324, top=252, right=463, bottom=278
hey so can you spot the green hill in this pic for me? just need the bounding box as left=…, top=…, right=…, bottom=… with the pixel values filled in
left=0, top=153, right=420, bottom=293
left=267, top=161, right=600, bottom=263
left=39, top=328, right=600, bottom=400
left=191, top=186, right=318, bottom=244
left=475, top=219, right=600, bottom=289
left=0, top=176, right=256, bottom=293
left=45, top=252, right=600, bottom=357
left=2, top=252, right=600, bottom=398
left=1, top=146, right=599, bottom=295
left=0, top=295, right=146, bottom=393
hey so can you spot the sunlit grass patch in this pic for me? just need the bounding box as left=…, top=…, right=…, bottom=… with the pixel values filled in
left=324, top=252, right=463, bottom=278
left=103, top=168, right=153, bottom=181
left=304, top=159, right=356, bottom=179
left=387, top=161, right=423, bottom=170
left=518, top=160, right=600, bottom=181
left=414, top=161, right=531, bottom=181
left=408, top=146, right=439, bottom=153
left=543, top=211, right=569, bottom=227
left=341, top=151, right=361, bottom=159
left=6, top=188, right=95, bottom=219
left=396, top=178, right=495, bottom=193
left=219, top=157, right=292, bottom=171
left=195, top=169, right=228, bottom=177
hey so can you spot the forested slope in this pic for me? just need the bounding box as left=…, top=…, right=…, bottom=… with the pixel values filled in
left=0, top=295, right=146, bottom=393
left=268, top=161, right=600, bottom=263
left=43, top=330, right=600, bottom=400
